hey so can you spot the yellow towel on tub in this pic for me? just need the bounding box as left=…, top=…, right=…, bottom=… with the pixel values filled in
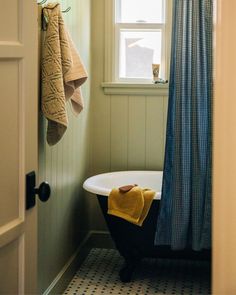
left=41, top=3, right=88, bottom=146
left=108, top=186, right=155, bottom=226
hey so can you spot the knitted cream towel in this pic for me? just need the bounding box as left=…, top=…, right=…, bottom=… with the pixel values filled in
left=41, top=3, right=87, bottom=145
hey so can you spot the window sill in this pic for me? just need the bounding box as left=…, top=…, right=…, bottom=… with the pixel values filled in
left=101, top=82, right=169, bottom=96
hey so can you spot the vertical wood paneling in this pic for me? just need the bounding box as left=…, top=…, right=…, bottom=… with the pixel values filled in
left=90, top=0, right=169, bottom=229
left=50, top=145, right=59, bottom=274
left=38, top=0, right=91, bottom=293
left=91, top=94, right=111, bottom=173
left=91, top=94, right=168, bottom=175
left=89, top=0, right=111, bottom=230
left=90, top=0, right=111, bottom=174
left=128, top=96, right=146, bottom=170
left=90, top=2, right=169, bottom=177
left=110, top=95, right=128, bottom=170
left=90, top=0, right=169, bottom=232
left=145, top=96, right=165, bottom=170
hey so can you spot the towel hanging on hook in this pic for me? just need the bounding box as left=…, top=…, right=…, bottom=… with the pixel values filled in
left=40, top=3, right=71, bottom=31
left=41, top=2, right=88, bottom=145
left=37, top=0, right=71, bottom=13
left=37, top=0, right=71, bottom=12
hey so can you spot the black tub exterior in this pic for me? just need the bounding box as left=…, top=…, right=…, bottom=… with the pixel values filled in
left=97, top=195, right=211, bottom=282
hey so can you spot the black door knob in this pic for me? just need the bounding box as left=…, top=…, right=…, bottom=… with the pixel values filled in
left=26, top=171, right=51, bottom=210
left=35, top=182, right=51, bottom=202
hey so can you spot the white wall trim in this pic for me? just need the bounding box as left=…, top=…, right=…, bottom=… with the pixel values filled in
left=104, top=0, right=172, bottom=83
left=42, top=232, right=91, bottom=295
left=101, top=82, right=169, bottom=96
left=42, top=231, right=113, bottom=295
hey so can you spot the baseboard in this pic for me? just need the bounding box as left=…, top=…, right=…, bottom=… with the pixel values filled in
left=87, top=230, right=115, bottom=249
left=43, top=231, right=114, bottom=295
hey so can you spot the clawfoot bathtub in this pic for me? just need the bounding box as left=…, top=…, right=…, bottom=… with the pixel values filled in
left=83, top=171, right=210, bottom=282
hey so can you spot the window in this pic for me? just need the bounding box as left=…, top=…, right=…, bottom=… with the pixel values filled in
left=104, top=0, right=172, bottom=84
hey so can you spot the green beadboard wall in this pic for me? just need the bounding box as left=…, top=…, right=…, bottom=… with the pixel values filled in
left=89, top=0, right=168, bottom=231
left=38, top=0, right=91, bottom=293
left=38, top=0, right=169, bottom=291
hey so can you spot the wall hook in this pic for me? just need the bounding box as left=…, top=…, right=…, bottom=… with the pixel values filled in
left=38, top=0, right=47, bottom=5
left=62, top=6, right=71, bottom=13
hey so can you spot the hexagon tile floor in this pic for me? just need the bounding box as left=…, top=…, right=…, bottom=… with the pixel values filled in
left=63, top=248, right=211, bottom=295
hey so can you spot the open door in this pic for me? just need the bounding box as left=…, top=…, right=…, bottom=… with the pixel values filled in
left=0, top=1, right=38, bottom=293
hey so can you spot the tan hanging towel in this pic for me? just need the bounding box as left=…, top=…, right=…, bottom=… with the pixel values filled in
left=41, top=3, right=88, bottom=145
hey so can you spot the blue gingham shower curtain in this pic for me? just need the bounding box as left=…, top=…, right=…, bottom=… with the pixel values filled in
left=155, top=0, right=212, bottom=251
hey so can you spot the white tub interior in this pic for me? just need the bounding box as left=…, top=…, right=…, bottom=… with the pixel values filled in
left=83, top=171, right=163, bottom=200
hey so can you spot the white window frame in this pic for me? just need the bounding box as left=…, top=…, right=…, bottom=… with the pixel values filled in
left=104, top=0, right=172, bottom=86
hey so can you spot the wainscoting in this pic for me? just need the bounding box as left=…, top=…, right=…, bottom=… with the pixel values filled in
left=89, top=0, right=168, bottom=231
left=38, top=0, right=92, bottom=293
left=90, top=0, right=168, bottom=175
left=91, top=94, right=168, bottom=173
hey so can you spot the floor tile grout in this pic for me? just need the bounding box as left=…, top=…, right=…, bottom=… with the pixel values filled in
left=64, top=248, right=211, bottom=295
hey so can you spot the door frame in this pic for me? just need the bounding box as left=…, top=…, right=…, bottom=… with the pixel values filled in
left=213, top=0, right=236, bottom=293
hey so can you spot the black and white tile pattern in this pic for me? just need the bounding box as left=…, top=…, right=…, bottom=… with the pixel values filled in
left=64, top=248, right=211, bottom=295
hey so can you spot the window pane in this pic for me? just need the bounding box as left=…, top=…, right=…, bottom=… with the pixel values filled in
left=119, top=30, right=162, bottom=79
left=119, top=0, right=163, bottom=23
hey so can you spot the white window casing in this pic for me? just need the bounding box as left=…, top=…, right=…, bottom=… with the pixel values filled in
left=103, top=0, right=172, bottom=95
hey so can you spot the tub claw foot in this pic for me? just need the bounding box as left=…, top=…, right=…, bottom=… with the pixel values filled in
left=119, top=264, right=134, bottom=283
